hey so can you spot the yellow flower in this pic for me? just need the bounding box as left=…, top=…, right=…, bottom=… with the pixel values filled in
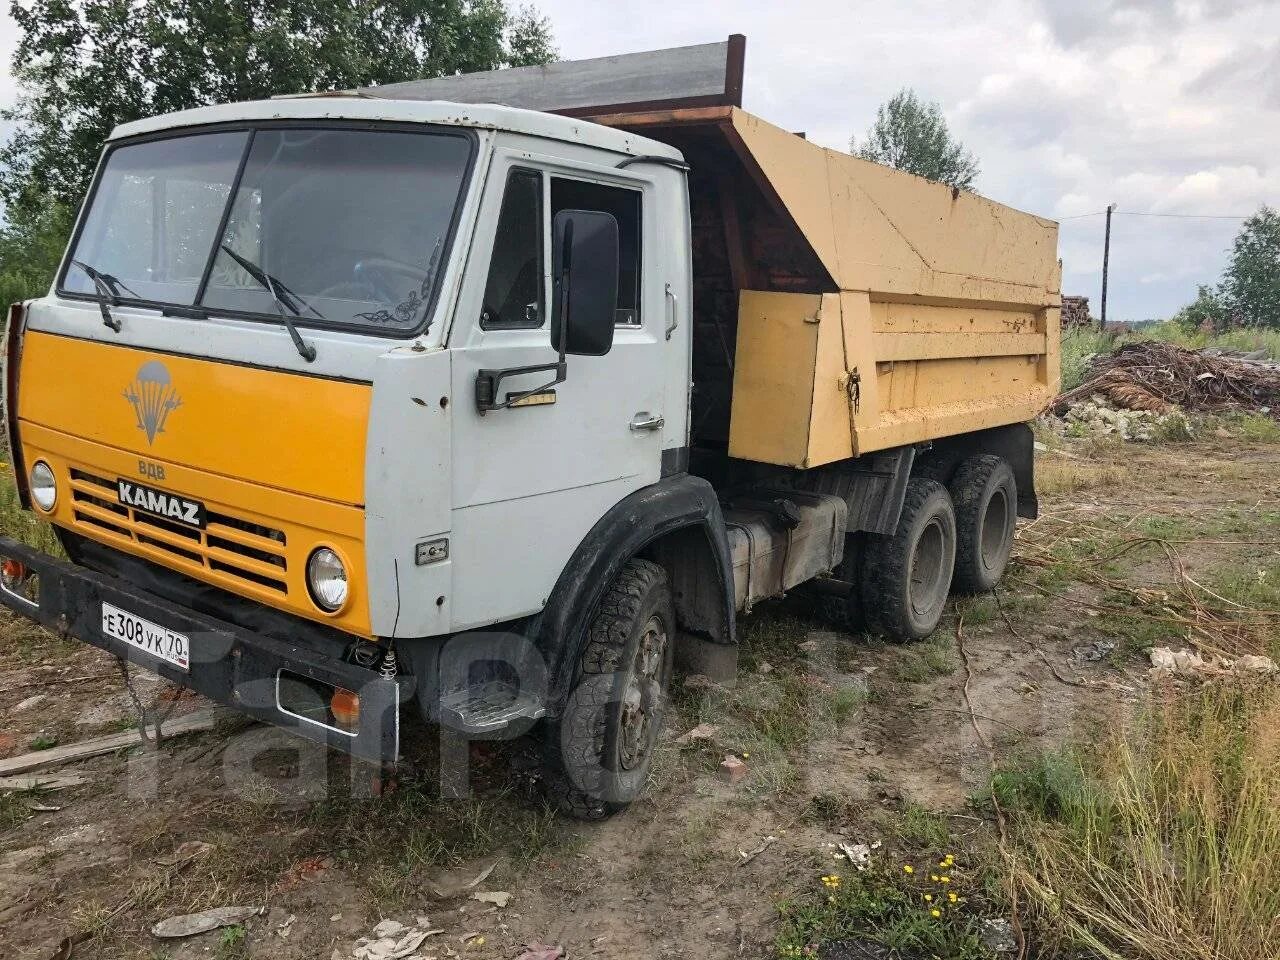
left=903, top=865, right=914, bottom=874
left=930, top=874, right=940, bottom=882
left=939, top=875, right=951, bottom=883
left=931, top=908, right=941, bottom=918
left=923, top=894, right=933, bottom=902
left=948, top=892, right=958, bottom=903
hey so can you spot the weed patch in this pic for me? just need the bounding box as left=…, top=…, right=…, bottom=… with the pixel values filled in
left=1008, top=679, right=1280, bottom=960
left=775, top=849, right=999, bottom=959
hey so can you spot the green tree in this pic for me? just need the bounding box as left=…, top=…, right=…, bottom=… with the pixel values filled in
left=1172, top=283, right=1229, bottom=333
left=853, top=88, right=980, bottom=191
left=1220, top=205, right=1280, bottom=328
left=0, top=204, right=72, bottom=308
left=0, top=0, right=556, bottom=220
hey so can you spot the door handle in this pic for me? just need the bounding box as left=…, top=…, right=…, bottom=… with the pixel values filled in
left=664, top=283, right=678, bottom=341
left=630, top=412, right=665, bottom=432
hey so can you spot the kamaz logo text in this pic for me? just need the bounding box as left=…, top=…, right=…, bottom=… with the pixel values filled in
left=124, top=360, right=182, bottom=445
left=116, top=480, right=206, bottom=529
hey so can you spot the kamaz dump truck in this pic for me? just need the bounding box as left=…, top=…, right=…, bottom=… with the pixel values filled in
left=0, top=37, right=1059, bottom=818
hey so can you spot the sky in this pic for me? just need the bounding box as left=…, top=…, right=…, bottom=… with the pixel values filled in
left=2, top=0, right=1278, bottom=321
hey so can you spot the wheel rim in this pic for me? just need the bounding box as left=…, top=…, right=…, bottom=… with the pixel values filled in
left=909, top=518, right=948, bottom=618
left=980, top=489, right=1010, bottom=571
left=617, top=614, right=668, bottom=771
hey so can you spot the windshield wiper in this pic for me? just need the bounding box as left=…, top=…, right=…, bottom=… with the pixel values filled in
left=219, top=245, right=318, bottom=363
left=68, top=259, right=139, bottom=333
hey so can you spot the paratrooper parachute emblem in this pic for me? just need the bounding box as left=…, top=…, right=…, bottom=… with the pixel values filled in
left=123, top=361, right=182, bottom=445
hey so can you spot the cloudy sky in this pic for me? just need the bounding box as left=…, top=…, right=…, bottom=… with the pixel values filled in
left=2, top=0, right=1278, bottom=320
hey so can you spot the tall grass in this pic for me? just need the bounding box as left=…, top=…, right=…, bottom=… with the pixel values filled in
left=1129, top=320, right=1280, bottom=359
left=1060, top=327, right=1118, bottom=390
left=1008, top=680, right=1280, bottom=960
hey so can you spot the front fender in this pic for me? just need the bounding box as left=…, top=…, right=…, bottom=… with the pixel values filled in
left=531, top=473, right=735, bottom=713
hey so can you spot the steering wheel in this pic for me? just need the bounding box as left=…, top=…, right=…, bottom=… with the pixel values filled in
left=353, top=256, right=427, bottom=303
left=314, top=255, right=427, bottom=303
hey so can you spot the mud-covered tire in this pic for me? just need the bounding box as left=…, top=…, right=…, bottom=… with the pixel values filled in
left=542, top=558, right=675, bottom=820
left=807, top=535, right=865, bottom=633
left=860, top=479, right=956, bottom=642
left=950, top=455, right=1016, bottom=594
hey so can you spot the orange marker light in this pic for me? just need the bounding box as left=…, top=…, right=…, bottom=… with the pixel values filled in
left=1, top=559, right=29, bottom=590
left=330, top=688, right=360, bottom=730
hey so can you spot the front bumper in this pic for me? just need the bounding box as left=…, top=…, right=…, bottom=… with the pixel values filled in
left=0, top=535, right=401, bottom=764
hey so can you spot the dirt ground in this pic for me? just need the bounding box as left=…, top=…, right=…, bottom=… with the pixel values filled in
left=2, top=433, right=1277, bottom=960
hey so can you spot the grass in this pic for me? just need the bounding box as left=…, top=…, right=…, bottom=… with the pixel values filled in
left=1213, top=412, right=1280, bottom=443
left=304, top=777, right=567, bottom=908
left=0, top=790, right=34, bottom=832
left=1060, top=327, right=1118, bottom=390
left=892, top=634, right=955, bottom=683
left=894, top=803, right=953, bottom=849
left=215, top=924, right=249, bottom=960
left=0, top=465, right=62, bottom=554
left=1005, top=679, right=1280, bottom=960
left=774, top=848, right=998, bottom=959
left=1129, top=320, right=1280, bottom=359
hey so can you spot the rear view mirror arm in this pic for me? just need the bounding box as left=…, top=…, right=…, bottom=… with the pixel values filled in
left=474, top=360, right=566, bottom=414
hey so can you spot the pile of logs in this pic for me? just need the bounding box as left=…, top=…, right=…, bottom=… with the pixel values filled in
left=1061, top=295, right=1092, bottom=329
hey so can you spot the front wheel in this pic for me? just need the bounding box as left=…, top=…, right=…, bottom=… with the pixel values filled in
left=542, top=558, right=675, bottom=820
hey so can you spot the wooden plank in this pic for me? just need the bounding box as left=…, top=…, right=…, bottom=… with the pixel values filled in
left=717, top=179, right=750, bottom=291
left=0, top=773, right=89, bottom=791
left=359, top=37, right=744, bottom=115
left=0, top=711, right=220, bottom=776
left=590, top=105, right=734, bottom=130
left=872, top=332, right=1046, bottom=362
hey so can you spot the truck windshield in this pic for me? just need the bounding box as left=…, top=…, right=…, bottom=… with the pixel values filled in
left=62, top=125, right=473, bottom=334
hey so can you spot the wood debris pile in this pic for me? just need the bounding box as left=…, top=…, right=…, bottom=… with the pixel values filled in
left=1054, top=341, right=1280, bottom=418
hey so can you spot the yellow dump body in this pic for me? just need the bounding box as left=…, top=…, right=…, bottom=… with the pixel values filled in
left=595, top=106, right=1061, bottom=468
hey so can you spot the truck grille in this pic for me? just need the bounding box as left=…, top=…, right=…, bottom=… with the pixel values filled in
left=68, top=468, right=288, bottom=593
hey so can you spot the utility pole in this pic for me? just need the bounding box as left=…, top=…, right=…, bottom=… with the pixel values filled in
left=1099, top=203, right=1116, bottom=330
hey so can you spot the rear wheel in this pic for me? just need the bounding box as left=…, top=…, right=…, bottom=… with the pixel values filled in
left=950, top=455, right=1017, bottom=593
left=542, top=558, right=675, bottom=820
left=860, top=479, right=956, bottom=642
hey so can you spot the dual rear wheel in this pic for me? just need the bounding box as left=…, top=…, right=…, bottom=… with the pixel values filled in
left=822, top=454, right=1017, bottom=642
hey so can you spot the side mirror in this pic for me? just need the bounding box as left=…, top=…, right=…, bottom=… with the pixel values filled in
left=552, top=209, right=618, bottom=357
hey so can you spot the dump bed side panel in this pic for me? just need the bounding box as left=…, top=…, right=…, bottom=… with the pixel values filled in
left=724, top=110, right=1060, bottom=466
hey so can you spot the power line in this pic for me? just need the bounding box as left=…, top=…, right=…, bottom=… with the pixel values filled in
left=1059, top=210, right=1254, bottom=220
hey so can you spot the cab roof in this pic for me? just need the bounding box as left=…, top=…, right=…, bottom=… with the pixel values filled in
left=109, top=96, right=685, bottom=162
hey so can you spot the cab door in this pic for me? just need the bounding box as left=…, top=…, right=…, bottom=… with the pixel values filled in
left=447, top=141, right=669, bottom=631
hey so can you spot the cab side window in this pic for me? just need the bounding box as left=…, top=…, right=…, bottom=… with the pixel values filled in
left=481, top=169, right=543, bottom=329
left=551, top=177, right=642, bottom=326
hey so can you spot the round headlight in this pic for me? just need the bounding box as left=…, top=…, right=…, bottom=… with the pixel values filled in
left=307, top=547, right=348, bottom=612
left=30, top=461, right=56, bottom=512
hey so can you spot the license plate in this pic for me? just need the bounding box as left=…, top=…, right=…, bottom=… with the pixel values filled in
left=101, top=602, right=190, bottom=670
